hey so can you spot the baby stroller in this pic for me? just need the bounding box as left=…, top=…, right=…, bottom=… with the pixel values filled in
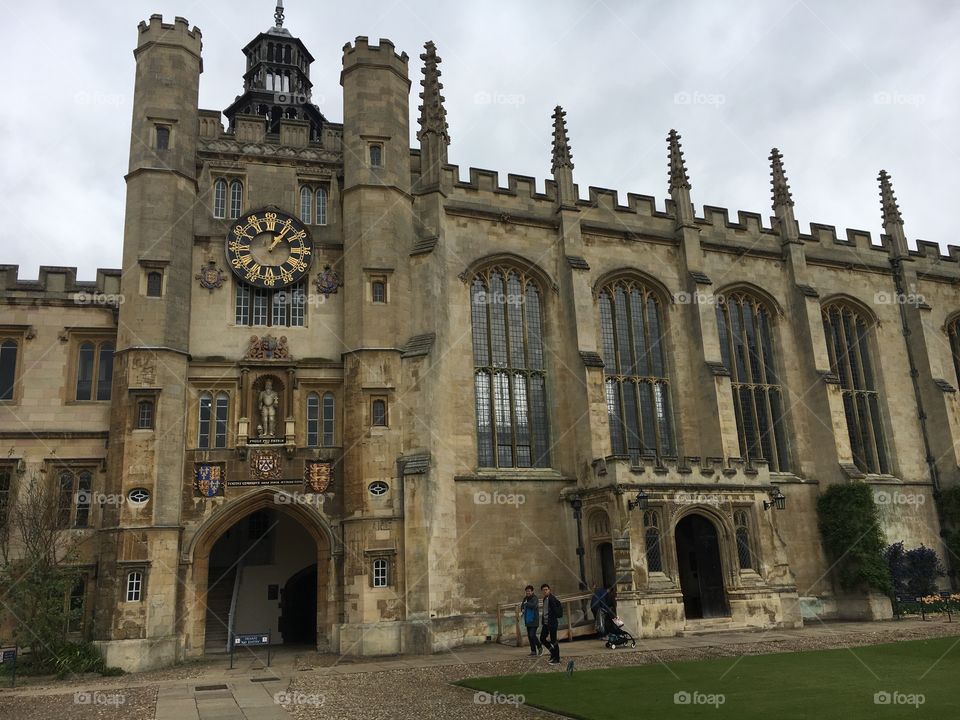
left=604, top=615, right=636, bottom=649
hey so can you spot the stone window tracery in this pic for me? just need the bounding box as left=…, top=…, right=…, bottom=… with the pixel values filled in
left=643, top=510, right=663, bottom=572
left=734, top=509, right=753, bottom=570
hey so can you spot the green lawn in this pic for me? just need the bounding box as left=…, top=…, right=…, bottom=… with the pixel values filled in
left=459, top=636, right=960, bottom=719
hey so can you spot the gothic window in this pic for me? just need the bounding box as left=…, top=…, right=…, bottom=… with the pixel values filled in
left=598, top=278, right=674, bottom=462
left=229, top=180, right=243, bottom=220
left=323, top=392, right=335, bottom=446
left=75, top=340, right=113, bottom=401
left=198, top=393, right=212, bottom=448
left=371, top=279, right=387, bottom=303
left=369, top=144, right=382, bottom=167
left=315, top=187, right=327, bottom=226
left=126, top=571, right=143, bottom=602
left=716, top=291, right=789, bottom=471
left=643, top=511, right=663, bottom=572
left=0, top=339, right=18, bottom=401
left=155, top=125, right=170, bottom=150
left=471, top=266, right=549, bottom=468
left=822, top=302, right=889, bottom=474
left=372, top=558, right=389, bottom=588
left=57, top=468, right=93, bottom=528
left=215, top=392, right=229, bottom=448
left=306, top=392, right=319, bottom=446
left=300, top=186, right=312, bottom=224
left=213, top=179, right=227, bottom=219
left=947, top=316, right=960, bottom=391
left=371, top=398, right=388, bottom=427
left=146, top=271, right=163, bottom=297
left=235, top=282, right=306, bottom=327
left=734, top=509, right=753, bottom=570
left=137, top=399, right=154, bottom=430
left=0, top=468, right=11, bottom=527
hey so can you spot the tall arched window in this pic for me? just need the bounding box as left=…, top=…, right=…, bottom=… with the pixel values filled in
left=947, top=316, right=960, bottom=391
left=198, top=392, right=212, bottom=448
left=215, top=392, right=229, bottom=448
left=471, top=266, right=549, bottom=468
left=598, top=278, right=674, bottom=462
left=146, top=271, right=163, bottom=297
left=643, top=510, right=662, bottom=572
left=76, top=341, right=95, bottom=401
left=716, top=291, right=789, bottom=471
left=734, top=509, right=753, bottom=570
left=315, top=187, right=327, bottom=226
left=96, top=342, right=114, bottom=401
left=306, top=392, right=320, bottom=447
left=822, top=302, right=888, bottom=474
left=323, top=392, right=335, bottom=446
left=300, top=186, right=312, bottom=224
left=213, top=179, right=227, bottom=219
left=229, top=180, right=243, bottom=219
left=0, top=339, right=18, bottom=401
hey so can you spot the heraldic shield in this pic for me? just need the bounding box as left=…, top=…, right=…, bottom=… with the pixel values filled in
left=194, top=463, right=225, bottom=497
left=305, top=460, right=333, bottom=493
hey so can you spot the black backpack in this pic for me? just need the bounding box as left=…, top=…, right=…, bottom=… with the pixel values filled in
left=554, top=596, right=563, bottom=619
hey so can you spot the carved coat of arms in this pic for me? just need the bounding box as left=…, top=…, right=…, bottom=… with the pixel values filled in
left=195, top=261, right=226, bottom=291
left=194, top=463, right=225, bottom=497
left=315, top=265, right=342, bottom=297
left=244, top=334, right=290, bottom=360
left=250, top=449, right=283, bottom=480
left=304, top=460, right=333, bottom=493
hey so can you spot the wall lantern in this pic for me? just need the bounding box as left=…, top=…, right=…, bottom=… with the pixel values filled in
left=627, top=488, right=649, bottom=512
left=764, top=486, right=786, bottom=511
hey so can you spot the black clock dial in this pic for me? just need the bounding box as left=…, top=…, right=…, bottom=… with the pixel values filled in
left=225, top=209, right=313, bottom=288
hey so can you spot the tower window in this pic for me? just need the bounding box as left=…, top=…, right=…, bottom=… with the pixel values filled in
left=146, top=271, right=163, bottom=297
left=229, top=180, right=243, bottom=220
left=371, top=398, right=388, bottom=427
left=235, top=282, right=306, bottom=327
left=371, top=278, right=387, bottom=304
left=369, top=144, right=383, bottom=168
left=300, top=186, right=312, bottom=224
left=213, top=179, right=227, bottom=219
left=315, top=187, right=327, bottom=226
left=137, top=399, right=154, bottom=430
left=0, top=339, right=18, bottom=401
left=372, top=558, right=389, bottom=588
left=126, top=571, right=143, bottom=602
left=306, top=392, right=320, bottom=447
left=323, top=392, right=335, bottom=446
left=155, top=125, right=170, bottom=150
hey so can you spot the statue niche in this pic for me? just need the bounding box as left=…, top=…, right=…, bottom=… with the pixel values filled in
left=252, top=375, right=285, bottom=439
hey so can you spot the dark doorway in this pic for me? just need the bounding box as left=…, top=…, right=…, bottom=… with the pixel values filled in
left=597, top=542, right=615, bottom=590
left=675, top=514, right=729, bottom=619
left=280, top=564, right=317, bottom=645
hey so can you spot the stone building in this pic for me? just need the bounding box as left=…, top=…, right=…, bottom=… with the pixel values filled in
left=0, top=7, right=956, bottom=671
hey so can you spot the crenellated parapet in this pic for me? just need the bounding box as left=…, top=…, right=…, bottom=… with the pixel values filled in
left=0, top=265, right=122, bottom=300
left=341, top=36, right=409, bottom=81
left=136, top=14, right=202, bottom=57
left=593, top=454, right=774, bottom=490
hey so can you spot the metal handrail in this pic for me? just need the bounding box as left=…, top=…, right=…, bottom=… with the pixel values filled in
left=496, top=591, right=595, bottom=645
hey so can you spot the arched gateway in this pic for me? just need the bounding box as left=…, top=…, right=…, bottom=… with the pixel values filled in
left=674, top=513, right=729, bottom=619
left=182, top=489, right=338, bottom=658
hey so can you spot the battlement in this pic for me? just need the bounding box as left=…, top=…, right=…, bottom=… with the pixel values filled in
left=136, top=14, right=202, bottom=56
left=341, top=36, right=409, bottom=79
left=0, top=265, right=122, bottom=298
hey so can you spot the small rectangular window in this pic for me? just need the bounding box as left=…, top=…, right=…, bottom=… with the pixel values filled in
left=137, top=400, right=154, bottom=429
left=369, top=144, right=383, bottom=168
left=0, top=339, right=19, bottom=401
left=372, top=558, right=388, bottom=587
left=126, top=571, right=143, bottom=602
left=372, top=398, right=388, bottom=427
left=146, top=271, right=163, bottom=297
left=156, top=126, right=170, bottom=150
left=371, top=278, right=387, bottom=304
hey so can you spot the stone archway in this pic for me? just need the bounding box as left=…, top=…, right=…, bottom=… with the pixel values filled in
left=181, top=488, right=337, bottom=658
left=674, top=513, right=729, bottom=619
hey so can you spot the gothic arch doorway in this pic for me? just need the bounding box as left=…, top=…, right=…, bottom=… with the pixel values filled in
left=596, top=542, right=615, bottom=590
left=674, top=513, right=729, bottom=619
left=281, top=564, right=318, bottom=645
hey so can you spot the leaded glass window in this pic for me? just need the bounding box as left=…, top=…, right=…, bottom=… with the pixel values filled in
left=598, top=279, right=674, bottom=462
left=213, top=179, right=227, bottom=219
left=716, top=291, right=789, bottom=471
left=822, top=302, right=889, bottom=474
left=215, top=392, right=229, bottom=448
left=471, top=267, right=549, bottom=468
left=315, top=187, right=327, bottom=226
left=322, top=392, right=335, bottom=446
left=643, top=510, right=663, bottom=572
left=306, top=392, right=319, bottom=447
left=198, top=393, right=212, bottom=449
left=734, top=509, right=753, bottom=570
left=300, top=186, right=312, bottom=224
left=0, top=339, right=18, bottom=401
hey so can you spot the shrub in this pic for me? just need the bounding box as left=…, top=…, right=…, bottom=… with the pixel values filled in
left=885, top=542, right=946, bottom=597
left=817, top=483, right=891, bottom=593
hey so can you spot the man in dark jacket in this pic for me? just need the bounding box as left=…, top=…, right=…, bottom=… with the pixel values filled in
left=539, top=583, right=563, bottom=664
left=521, top=585, right=542, bottom=656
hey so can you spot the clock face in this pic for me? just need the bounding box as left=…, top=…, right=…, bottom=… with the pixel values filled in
left=225, top=210, right=313, bottom=288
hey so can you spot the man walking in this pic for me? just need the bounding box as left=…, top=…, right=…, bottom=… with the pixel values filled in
left=521, top=585, right=543, bottom=656
left=539, top=583, right=563, bottom=665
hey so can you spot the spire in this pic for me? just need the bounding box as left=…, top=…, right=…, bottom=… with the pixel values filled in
left=274, top=0, right=284, bottom=28
left=417, top=41, right=450, bottom=145
left=878, top=169, right=908, bottom=259
left=667, top=129, right=690, bottom=191
left=551, top=105, right=573, bottom=174
left=878, top=170, right=903, bottom=227
left=769, top=148, right=793, bottom=209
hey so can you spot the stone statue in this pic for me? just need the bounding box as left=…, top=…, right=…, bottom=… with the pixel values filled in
left=258, top=379, right=279, bottom=437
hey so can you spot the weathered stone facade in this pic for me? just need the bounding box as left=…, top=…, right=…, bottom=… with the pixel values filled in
left=1, top=10, right=957, bottom=671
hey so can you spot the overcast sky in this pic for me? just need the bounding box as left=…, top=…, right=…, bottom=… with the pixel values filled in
left=2, top=0, right=957, bottom=280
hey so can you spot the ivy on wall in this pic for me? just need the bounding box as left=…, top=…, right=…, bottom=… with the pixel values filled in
left=817, top=482, right=891, bottom=593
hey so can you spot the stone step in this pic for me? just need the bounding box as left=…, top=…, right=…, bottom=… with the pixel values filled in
left=680, top=620, right=761, bottom=637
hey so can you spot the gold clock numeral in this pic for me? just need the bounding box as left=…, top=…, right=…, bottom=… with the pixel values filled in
left=288, top=230, right=306, bottom=243
left=263, top=212, right=279, bottom=231
left=274, top=219, right=293, bottom=242
left=263, top=267, right=277, bottom=286
left=246, top=215, right=263, bottom=233
left=280, top=268, right=294, bottom=284
left=231, top=253, right=253, bottom=269
left=288, top=258, right=307, bottom=273
left=233, top=226, right=253, bottom=240
left=245, top=264, right=262, bottom=282
left=228, top=239, right=249, bottom=253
